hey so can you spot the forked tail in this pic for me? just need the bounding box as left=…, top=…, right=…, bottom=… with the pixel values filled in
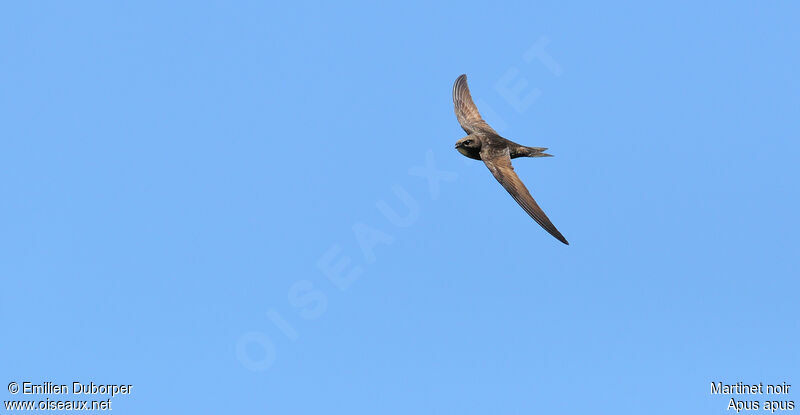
left=517, top=146, right=553, bottom=158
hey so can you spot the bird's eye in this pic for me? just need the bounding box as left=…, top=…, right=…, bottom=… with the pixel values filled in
left=464, top=140, right=471, bottom=145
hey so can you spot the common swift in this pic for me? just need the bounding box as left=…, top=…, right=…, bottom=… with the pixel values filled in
left=453, top=74, right=568, bottom=245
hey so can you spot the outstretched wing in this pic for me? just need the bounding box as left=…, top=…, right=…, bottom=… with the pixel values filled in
left=481, top=147, right=569, bottom=245
left=453, top=74, right=497, bottom=135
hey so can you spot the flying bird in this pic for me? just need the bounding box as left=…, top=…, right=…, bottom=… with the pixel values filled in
left=452, top=74, right=569, bottom=245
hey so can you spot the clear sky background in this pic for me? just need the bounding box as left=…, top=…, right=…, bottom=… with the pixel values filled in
left=1, top=1, right=798, bottom=414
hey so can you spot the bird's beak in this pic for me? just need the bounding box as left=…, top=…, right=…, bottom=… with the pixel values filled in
left=454, top=143, right=461, bottom=148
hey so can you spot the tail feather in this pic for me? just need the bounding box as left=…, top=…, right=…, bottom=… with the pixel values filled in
left=527, top=146, right=553, bottom=157
left=511, top=145, right=554, bottom=158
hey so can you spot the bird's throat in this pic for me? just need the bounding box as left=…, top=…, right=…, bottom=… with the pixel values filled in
left=457, top=146, right=482, bottom=160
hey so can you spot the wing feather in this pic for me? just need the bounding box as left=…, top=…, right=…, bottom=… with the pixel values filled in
left=452, top=74, right=497, bottom=135
left=481, top=147, right=569, bottom=245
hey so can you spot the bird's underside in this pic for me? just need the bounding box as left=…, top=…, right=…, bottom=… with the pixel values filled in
left=452, top=74, right=569, bottom=245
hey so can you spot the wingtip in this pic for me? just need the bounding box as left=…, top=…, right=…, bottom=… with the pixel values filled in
left=551, top=229, right=569, bottom=245
left=453, top=74, right=469, bottom=102
left=553, top=234, right=569, bottom=245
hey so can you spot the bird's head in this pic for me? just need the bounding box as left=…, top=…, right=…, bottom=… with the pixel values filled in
left=455, top=136, right=481, bottom=159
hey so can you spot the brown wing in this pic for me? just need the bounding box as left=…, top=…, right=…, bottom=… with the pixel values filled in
left=453, top=74, right=497, bottom=135
left=481, top=147, right=569, bottom=245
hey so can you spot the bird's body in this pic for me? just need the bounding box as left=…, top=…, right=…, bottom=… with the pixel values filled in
left=456, top=133, right=550, bottom=160
left=452, top=74, right=569, bottom=245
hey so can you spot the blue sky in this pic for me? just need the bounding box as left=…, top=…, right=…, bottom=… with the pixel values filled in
left=1, top=1, right=798, bottom=413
